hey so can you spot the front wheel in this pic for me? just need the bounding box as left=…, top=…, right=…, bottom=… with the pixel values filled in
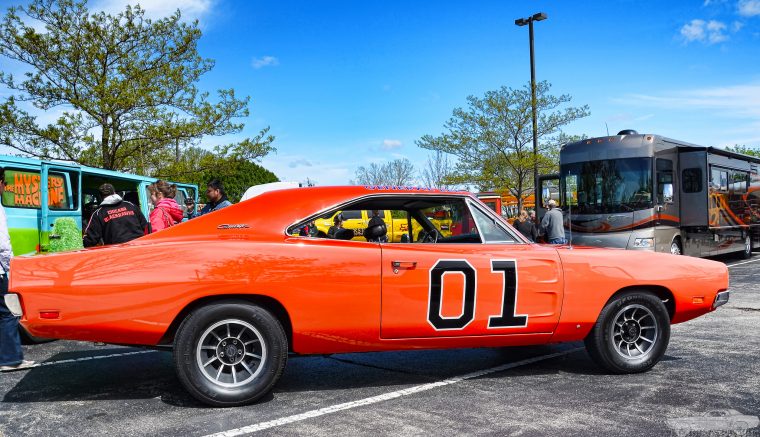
left=173, top=301, right=288, bottom=407
left=741, top=235, right=752, bottom=259
left=585, top=291, right=670, bottom=374
left=670, top=239, right=682, bottom=256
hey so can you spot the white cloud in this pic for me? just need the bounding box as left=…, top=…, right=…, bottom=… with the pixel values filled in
left=251, top=56, right=279, bottom=69
left=738, top=0, right=760, bottom=16
left=288, top=158, right=313, bottom=168
left=620, top=83, right=760, bottom=118
left=680, top=19, right=728, bottom=44
left=732, top=21, right=745, bottom=32
left=681, top=19, right=706, bottom=42
left=382, top=139, right=402, bottom=150
left=680, top=19, right=729, bottom=44
left=91, top=0, right=215, bottom=22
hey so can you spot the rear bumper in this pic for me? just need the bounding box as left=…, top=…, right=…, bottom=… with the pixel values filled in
left=713, top=290, right=730, bottom=309
left=4, top=293, right=23, bottom=316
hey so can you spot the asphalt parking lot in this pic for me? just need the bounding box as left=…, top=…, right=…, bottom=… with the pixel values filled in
left=1, top=254, right=759, bottom=437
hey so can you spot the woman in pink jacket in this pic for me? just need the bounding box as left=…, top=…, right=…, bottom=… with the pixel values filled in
left=148, top=180, right=184, bottom=233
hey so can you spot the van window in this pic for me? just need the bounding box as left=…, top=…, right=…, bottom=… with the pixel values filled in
left=2, top=169, right=73, bottom=210
left=682, top=168, right=702, bottom=193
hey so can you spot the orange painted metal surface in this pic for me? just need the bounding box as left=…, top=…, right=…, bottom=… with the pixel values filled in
left=9, top=186, right=729, bottom=354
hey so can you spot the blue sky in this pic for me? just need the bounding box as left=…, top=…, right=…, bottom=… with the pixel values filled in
left=2, top=0, right=760, bottom=185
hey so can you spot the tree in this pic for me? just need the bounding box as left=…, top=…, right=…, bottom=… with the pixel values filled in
left=353, top=158, right=415, bottom=186
left=420, top=150, right=455, bottom=189
left=0, top=0, right=273, bottom=172
left=725, top=144, right=760, bottom=158
left=155, top=129, right=279, bottom=202
left=416, top=81, right=589, bottom=210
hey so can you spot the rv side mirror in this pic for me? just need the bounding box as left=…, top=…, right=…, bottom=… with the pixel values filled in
left=662, top=183, right=674, bottom=203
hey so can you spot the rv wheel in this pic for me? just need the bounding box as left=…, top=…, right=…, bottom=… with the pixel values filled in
left=670, top=239, right=682, bottom=256
left=742, top=235, right=752, bottom=259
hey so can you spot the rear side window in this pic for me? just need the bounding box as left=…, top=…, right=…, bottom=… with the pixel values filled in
left=2, top=168, right=73, bottom=210
left=682, top=168, right=702, bottom=193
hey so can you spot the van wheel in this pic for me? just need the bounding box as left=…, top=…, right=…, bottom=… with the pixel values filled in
left=585, top=291, right=670, bottom=374
left=670, top=239, right=682, bottom=256
left=742, top=235, right=752, bottom=259
left=173, top=301, right=288, bottom=407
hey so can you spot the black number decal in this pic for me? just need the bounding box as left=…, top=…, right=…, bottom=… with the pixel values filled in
left=427, top=260, right=477, bottom=330
left=427, top=259, right=527, bottom=331
left=488, top=260, right=528, bottom=328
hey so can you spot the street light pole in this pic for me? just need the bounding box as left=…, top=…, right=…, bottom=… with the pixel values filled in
left=515, top=12, right=547, bottom=223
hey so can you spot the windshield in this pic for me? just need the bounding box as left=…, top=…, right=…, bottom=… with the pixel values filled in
left=561, top=157, right=653, bottom=214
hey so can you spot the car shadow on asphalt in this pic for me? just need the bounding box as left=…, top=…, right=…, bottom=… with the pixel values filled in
left=1, top=343, right=688, bottom=408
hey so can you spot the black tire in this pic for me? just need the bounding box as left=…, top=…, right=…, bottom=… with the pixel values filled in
left=584, top=291, right=670, bottom=374
left=741, top=234, right=752, bottom=259
left=173, top=301, right=288, bottom=407
left=670, top=238, right=682, bottom=256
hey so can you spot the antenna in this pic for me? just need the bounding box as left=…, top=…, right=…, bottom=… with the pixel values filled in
left=566, top=172, right=573, bottom=249
left=605, top=122, right=610, bottom=136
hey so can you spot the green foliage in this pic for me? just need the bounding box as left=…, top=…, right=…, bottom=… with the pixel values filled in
left=0, top=0, right=274, bottom=172
left=156, top=139, right=279, bottom=202
left=49, top=217, right=83, bottom=252
left=725, top=144, right=760, bottom=158
left=416, top=81, right=589, bottom=209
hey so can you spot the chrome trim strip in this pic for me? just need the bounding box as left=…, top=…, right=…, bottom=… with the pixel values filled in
left=4, top=293, right=23, bottom=317
left=712, top=291, right=730, bottom=309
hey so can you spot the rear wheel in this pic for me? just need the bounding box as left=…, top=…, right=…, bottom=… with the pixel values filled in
left=173, top=301, right=288, bottom=407
left=585, top=291, right=670, bottom=374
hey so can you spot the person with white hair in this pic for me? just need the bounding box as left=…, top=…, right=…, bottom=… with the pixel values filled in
left=540, top=199, right=567, bottom=245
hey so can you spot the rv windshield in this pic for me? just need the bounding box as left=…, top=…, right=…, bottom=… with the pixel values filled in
left=561, top=157, right=653, bottom=214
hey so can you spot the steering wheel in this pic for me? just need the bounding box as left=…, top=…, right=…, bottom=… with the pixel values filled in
left=420, top=229, right=440, bottom=243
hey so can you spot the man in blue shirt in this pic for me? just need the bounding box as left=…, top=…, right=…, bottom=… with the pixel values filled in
left=188, top=179, right=233, bottom=218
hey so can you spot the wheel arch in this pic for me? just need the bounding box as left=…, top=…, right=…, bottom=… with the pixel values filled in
left=606, top=285, right=676, bottom=321
left=158, top=294, right=294, bottom=351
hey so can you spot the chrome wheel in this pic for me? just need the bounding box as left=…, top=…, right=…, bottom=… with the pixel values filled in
left=670, top=240, right=681, bottom=255
left=196, top=319, right=267, bottom=388
left=611, top=304, right=658, bottom=360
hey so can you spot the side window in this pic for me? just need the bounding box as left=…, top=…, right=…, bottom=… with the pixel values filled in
left=469, top=203, right=517, bottom=243
left=656, top=159, right=673, bottom=203
left=711, top=167, right=728, bottom=192
left=728, top=171, right=748, bottom=194
left=341, top=210, right=362, bottom=220
left=2, top=168, right=74, bottom=210
left=682, top=168, right=702, bottom=193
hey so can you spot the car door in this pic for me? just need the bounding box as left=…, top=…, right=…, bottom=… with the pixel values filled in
left=380, top=199, right=563, bottom=339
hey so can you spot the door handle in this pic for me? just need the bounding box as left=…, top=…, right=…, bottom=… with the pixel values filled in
left=392, top=261, right=417, bottom=268
left=391, top=260, right=417, bottom=274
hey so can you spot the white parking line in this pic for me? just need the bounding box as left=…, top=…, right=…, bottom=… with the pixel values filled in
left=1, top=350, right=158, bottom=372
left=726, top=257, right=760, bottom=268
left=204, top=347, right=585, bottom=437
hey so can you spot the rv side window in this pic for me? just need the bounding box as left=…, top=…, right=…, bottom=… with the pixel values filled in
left=710, top=168, right=728, bottom=192
left=656, top=159, right=673, bottom=203
left=728, top=171, right=749, bottom=194
left=682, top=168, right=702, bottom=193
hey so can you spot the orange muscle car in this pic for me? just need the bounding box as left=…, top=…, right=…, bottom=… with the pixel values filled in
left=4, top=186, right=730, bottom=406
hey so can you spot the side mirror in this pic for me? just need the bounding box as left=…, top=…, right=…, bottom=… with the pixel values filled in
left=662, top=183, right=674, bottom=203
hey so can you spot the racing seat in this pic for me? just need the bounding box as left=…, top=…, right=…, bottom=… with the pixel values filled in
left=334, top=228, right=355, bottom=240
left=364, top=222, right=388, bottom=242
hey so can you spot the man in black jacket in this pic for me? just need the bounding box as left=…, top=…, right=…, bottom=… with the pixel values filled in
left=83, top=184, right=148, bottom=247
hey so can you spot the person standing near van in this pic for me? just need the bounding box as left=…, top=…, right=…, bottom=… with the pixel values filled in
left=83, top=183, right=148, bottom=247
left=514, top=209, right=537, bottom=242
left=540, top=199, right=567, bottom=245
left=148, top=180, right=183, bottom=233
left=0, top=169, right=35, bottom=371
left=188, top=179, right=232, bottom=218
